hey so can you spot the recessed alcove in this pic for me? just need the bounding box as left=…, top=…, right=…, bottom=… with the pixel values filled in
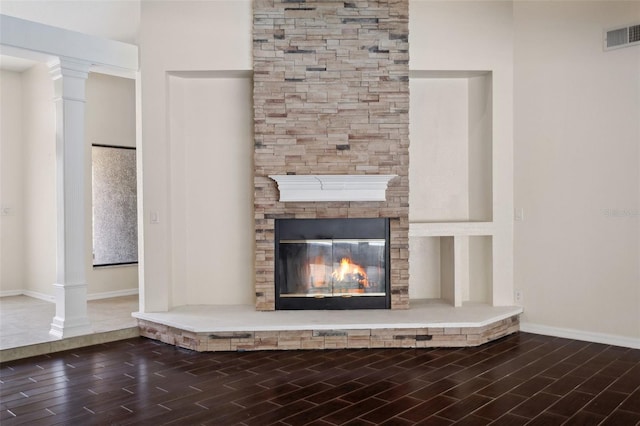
left=409, top=70, right=497, bottom=309
left=409, top=71, right=493, bottom=223
left=409, top=235, right=493, bottom=306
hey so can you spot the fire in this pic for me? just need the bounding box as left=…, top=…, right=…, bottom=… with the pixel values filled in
left=332, top=258, right=369, bottom=288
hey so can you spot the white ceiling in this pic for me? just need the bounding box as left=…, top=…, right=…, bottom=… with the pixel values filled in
left=0, top=55, right=39, bottom=72
left=0, top=1, right=141, bottom=44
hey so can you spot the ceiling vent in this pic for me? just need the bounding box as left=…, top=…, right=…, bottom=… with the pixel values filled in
left=604, top=24, right=640, bottom=51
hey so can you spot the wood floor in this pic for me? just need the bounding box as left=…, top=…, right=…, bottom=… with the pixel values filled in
left=1, top=332, right=639, bottom=425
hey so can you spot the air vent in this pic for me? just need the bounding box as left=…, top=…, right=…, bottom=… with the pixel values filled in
left=604, top=23, right=640, bottom=51
left=630, top=24, right=640, bottom=43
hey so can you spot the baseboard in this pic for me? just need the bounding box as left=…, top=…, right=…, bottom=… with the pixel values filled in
left=521, top=322, right=640, bottom=350
left=0, top=290, right=24, bottom=298
left=87, top=288, right=139, bottom=301
left=1, top=288, right=138, bottom=302
left=22, top=290, right=56, bottom=302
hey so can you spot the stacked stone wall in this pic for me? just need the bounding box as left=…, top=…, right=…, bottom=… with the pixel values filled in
left=253, top=0, right=410, bottom=310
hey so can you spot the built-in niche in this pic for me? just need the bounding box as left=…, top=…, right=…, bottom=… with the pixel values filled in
left=409, top=71, right=492, bottom=223
left=409, top=235, right=492, bottom=306
left=408, top=71, right=495, bottom=306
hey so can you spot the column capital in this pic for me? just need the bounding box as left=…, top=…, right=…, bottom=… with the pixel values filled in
left=48, top=57, right=90, bottom=103
left=48, top=57, right=91, bottom=81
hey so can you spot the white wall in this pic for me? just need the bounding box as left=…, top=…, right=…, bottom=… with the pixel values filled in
left=21, top=63, right=56, bottom=298
left=139, top=1, right=252, bottom=311
left=85, top=72, right=138, bottom=297
left=409, top=78, right=470, bottom=222
left=514, top=1, right=640, bottom=341
left=468, top=74, right=493, bottom=222
left=168, top=75, right=253, bottom=306
left=0, top=70, right=24, bottom=294
left=409, top=75, right=493, bottom=223
left=468, top=236, right=492, bottom=303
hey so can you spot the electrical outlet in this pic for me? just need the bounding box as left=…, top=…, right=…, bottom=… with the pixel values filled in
left=514, top=289, right=523, bottom=305
left=150, top=211, right=160, bottom=224
left=514, top=208, right=524, bottom=221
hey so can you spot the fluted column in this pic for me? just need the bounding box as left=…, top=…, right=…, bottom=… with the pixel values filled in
left=48, top=58, right=92, bottom=338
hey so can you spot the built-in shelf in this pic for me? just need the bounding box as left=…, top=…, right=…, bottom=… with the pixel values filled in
left=409, top=70, right=500, bottom=308
left=409, top=221, right=494, bottom=237
left=409, top=234, right=493, bottom=307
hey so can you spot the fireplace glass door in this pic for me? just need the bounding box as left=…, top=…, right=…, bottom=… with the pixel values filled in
left=275, top=218, right=390, bottom=310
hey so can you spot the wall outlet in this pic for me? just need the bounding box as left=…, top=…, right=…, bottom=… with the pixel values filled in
left=514, top=289, right=523, bottom=305
left=150, top=211, right=160, bottom=224
left=514, top=208, right=524, bottom=221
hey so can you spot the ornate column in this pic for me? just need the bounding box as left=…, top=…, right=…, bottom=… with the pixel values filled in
left=48, top=58, right=92, bottom=338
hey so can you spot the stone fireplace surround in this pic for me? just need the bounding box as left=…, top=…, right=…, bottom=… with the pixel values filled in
left=253, top=0, right=411, bottom=311
left=135, top=0, right=522, bottom=350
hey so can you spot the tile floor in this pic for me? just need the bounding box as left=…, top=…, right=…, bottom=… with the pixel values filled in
left=0, top=295, right=139, bottom=351
left=1, top=332, right=639, bottom=425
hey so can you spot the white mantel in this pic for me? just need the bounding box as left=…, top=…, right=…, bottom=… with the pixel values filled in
left=269, top=174, right=397, bottom=202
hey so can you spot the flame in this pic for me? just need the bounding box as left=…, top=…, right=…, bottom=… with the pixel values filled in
left=332, top=258, right=369, bottom=288
left=307, top=258, right=371, bottom=292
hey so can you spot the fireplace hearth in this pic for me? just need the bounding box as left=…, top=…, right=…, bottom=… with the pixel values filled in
left=275, top=218, right=390, bottom=310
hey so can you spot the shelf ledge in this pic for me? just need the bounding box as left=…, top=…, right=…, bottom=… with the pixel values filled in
left=409, top=221, right=495, bottom=237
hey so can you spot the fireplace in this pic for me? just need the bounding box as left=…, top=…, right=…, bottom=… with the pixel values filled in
left=275, top=218, right=390, bottom=310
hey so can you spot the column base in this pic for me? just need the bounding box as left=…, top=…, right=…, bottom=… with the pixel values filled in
left=49, top=282, right=93, bottom=339
left=49, top=316, right=93, bottom=339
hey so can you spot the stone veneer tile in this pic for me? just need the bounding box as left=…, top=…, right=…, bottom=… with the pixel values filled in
left=136, top=316, right=520, bottom=352
left=253, top=0, right=410, bottom=311
left=345, top=329, right=372, bottom=337
left=301, top=339, right=326, bottom=350
left=348, top=337, right=372, bottom=349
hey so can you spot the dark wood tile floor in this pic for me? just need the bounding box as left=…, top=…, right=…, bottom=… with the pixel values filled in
left=1, top=332, right=639, bottom=425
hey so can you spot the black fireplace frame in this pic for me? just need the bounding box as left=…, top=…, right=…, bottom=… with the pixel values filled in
left=275, top=218, right=391, bottom=310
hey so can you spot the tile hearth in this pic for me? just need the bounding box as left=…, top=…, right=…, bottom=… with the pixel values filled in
left=134, top=301, right=522, bottom=352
